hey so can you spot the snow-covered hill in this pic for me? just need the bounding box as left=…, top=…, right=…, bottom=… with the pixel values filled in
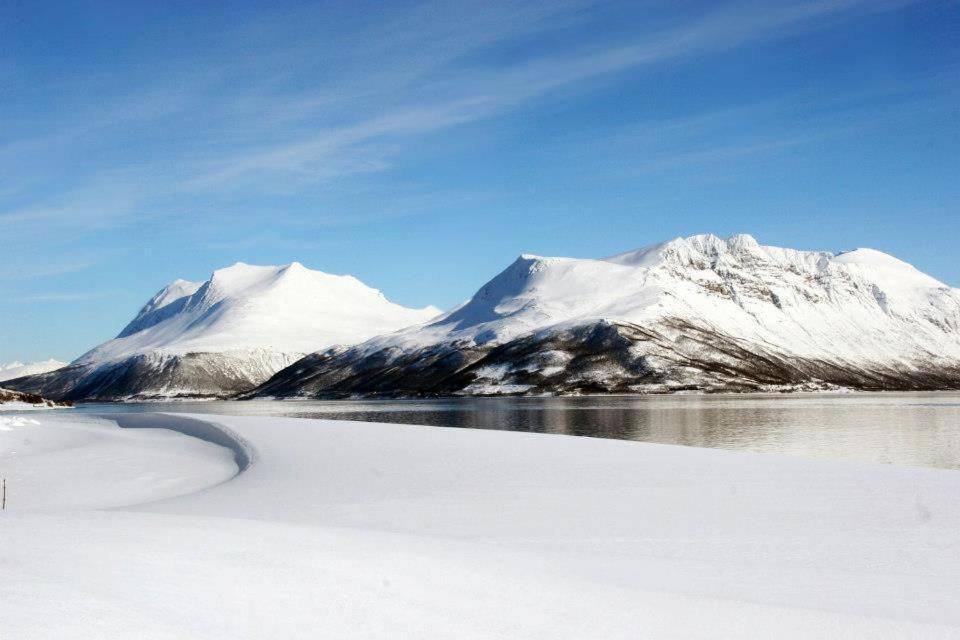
left=250, top=234, right=960, bottom=397
left=0, top=359, right=67, bottom=382
left=6, top=262, right=439, bottom=400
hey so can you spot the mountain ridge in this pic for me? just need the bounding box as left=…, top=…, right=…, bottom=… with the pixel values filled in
left=245, top=233, right=960, bottom=398
left=9, top=234, right=959, bottom=401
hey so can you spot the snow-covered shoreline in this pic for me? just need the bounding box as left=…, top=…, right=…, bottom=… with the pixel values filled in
left=2, top=412, right=959, bottom=638
left=41, top=384, right=911, bottom=404
left=0, top=387, right=73, bottom=411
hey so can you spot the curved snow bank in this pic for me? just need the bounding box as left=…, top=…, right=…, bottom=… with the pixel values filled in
left=0, top=413, right=237, bottom=510
left=106, top=412, right=252, bottom=472
left=2, top=413, right=960, bottom=638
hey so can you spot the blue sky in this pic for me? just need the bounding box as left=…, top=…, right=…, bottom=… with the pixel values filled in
left=1, top=0, right=958, bottom=362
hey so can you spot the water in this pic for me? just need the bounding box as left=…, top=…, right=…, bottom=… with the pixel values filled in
left=70, top=391, right=960, bottom=470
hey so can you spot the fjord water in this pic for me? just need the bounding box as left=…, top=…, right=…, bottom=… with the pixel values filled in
left=72, top=392, right=960, bottom=470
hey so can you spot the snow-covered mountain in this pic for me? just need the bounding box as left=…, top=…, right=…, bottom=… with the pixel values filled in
left=6, top=262, right=439, bottom=400
left=249, top=234, right=960, bottom=398
left=0, top=359, right=67, bottom=382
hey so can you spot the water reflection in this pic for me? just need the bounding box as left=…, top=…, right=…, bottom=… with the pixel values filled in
left=73, top=392, right=960, bottom=469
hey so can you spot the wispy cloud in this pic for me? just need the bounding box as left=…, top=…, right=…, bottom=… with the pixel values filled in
left=0, top=0, right=933, bottom=241
left=190, top=0, right=917, bottom=188
left=1, top=290, right=127, bottom=303
left=0, top=260, right=97, bottom=280
left=0, top=173, right=164, bottom=237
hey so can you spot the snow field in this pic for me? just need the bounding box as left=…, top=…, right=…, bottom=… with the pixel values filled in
left=1, top=411, right=959, bottom=638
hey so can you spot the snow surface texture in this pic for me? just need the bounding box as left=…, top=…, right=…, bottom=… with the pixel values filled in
left=1, top=412, right=959, bottom=638
left=0, top=359, right=66, bottom=382
left=252, top=233, right=960, bottom=397
left=6, top=262, right=440, bottom=400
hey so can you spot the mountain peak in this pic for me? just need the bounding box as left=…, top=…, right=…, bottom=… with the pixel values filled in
left=0, top=359, right=68, bottom=382
left=727, top=233, right=760, bottom=250
left=377, top=233, right=960, bottom=357
left=606, top=233, right=748, bottom=267
left=83, top=262, right=441, bottom=365
left=831, top=248, right=945, bottom=289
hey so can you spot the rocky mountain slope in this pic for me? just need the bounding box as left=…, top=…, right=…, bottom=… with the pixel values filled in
left=247, top=234, right=960, bottom=398
left=0, top=387, right=72, bottom=408
left=6, top=262, right=439, bottom=400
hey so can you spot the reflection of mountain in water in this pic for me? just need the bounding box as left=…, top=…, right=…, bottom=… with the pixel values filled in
left=73, top=393, right=960, bottom=469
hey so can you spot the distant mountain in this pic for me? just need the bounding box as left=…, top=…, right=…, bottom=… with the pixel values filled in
left=248, top=234, right=960, bottom=398
left=0, top=360, right=67, bottom=382
left=6, top=262, right=439, bottom=400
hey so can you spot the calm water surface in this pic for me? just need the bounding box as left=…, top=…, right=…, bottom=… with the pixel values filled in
left=72, top=392, right=960, bottom=470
